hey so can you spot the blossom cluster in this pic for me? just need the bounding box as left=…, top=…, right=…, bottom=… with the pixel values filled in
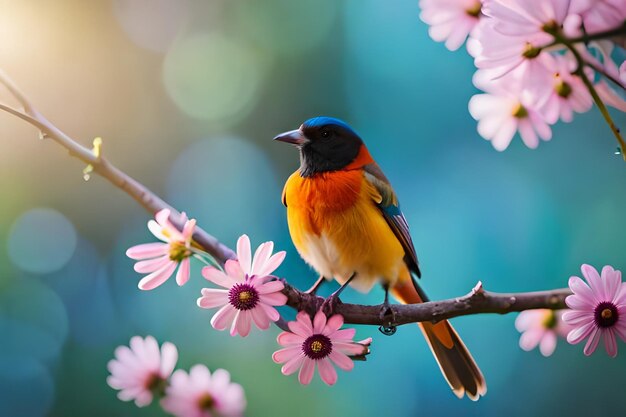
left=420, top=0, right=626, bottom=151
left=118, top=210, right=624, bottom=413
left=107, top=336, right=246, bottom=417
left=516, top=264, right=626, bottom=357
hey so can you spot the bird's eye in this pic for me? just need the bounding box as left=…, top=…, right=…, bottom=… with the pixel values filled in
left=320, top=130, right=331, bottom=138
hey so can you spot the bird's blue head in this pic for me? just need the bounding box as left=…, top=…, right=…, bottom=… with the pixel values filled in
left=273, top=117, right=364, bottom=177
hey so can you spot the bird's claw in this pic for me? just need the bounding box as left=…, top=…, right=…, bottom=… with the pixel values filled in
left=378, top=303, right=397, bottom=336
left=320, top=294, right=342, bottom=316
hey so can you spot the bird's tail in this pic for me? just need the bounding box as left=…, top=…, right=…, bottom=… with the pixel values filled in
left=391, top=280, right=487, bottom=401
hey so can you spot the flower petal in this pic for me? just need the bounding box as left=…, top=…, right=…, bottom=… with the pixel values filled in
left=313, top=311, right=327, bottom=334
left=257, top=280, right=284, bottom=294
left=259, top=292, right=288, bottom=306
left=298, top=358, right=316, bottom=385
left=539, top=331, right=557, bottom=357
left=250, top=241, right=273, bottom=276
left=175, top=257, right=190, bottom=286
left=259, top=303, right=281, bottom=322
left=197, top=288, right=229, bottom=309
left=567, top=276, right=596, bottom=306
left=567, top=321, right=595, bottom=345
left=328, top=328, right=356, bottom=341
left=317, top=359, right=338, bottom=386
left=604, top=329, right=618, bottom=357
left=138, top=261, right=177, bottom=290
left=581, top=264, right=605, bottom=300
left=583, top=328, right=601, bottom=356
left=251, top=307, right=271, bottom=330
left=237, top=235, right=252, bottom=275
left=272, top=346, right=302, bottom=364
left=519, top=329, right=543, bottom=351
left=281, top=354, right=305, bottom=376
left=202, top=266, right=236, bottom=288
left=126, top=243, right=168, bottom=260
left=224, top=260, right=245, bottom=282
left=210, top=304, right=238, bottom=331
left=160, top=342, right=178, bottom=377
left=329, top=350, right=354, bottom=371
left=257, top=251, right=286, bottom=277
left=277, top=331, right=305, bottom=346
left=134, top=256, right=170, bottom=274
left=323, top=314, right=344, bottom=335
left=234, top=310, right=252, bottom=337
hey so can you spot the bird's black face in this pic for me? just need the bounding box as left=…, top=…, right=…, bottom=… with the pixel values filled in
left=274, top=117, right=363, bottom=177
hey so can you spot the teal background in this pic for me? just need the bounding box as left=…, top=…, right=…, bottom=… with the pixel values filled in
left=0, top=1, right=625, bottom=416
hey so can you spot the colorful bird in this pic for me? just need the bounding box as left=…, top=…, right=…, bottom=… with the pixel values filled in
left=274, top=117, right=486, bottom=400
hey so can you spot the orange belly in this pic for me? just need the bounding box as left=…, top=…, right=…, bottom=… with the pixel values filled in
left=283, top=169, right=411, bottom=292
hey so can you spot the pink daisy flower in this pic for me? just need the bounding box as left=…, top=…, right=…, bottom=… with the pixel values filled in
left=197, top=234, right=287, bottom=337
left=540, top=55, right=593, bottom=124
left=563, top=264, right=626, bottom=357
left=126, top=208, right=196, bottom=290
left=272, top=311, right=372, bottom=386
left=567, top=0, right=626, bottom=34
left=515, top=309, right=573, bottom=356
left=161, top=365, right=246, bottom=417
left=469, top=84, right=552, bottom=151
left=419, top=0, right=483, bottom=51
left=107, top=335, right=178, bottom=407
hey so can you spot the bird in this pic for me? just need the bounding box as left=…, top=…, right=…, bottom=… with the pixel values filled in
left=274, top=116, right=486, bottom=400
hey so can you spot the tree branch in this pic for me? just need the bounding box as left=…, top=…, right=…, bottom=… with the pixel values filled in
left=0, top=70, right=571, bottom=327
left=281, top=281, right=570, bottom=326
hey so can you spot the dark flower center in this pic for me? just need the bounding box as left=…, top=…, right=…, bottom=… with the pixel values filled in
left=512, top=103, right=528, bottom=118
left=302, top=334, right=332, bottom=360
left=197, top=393, right=215, bottom=410
left=466, top=1, right=481, bottom=17
left=228, top=283, right=259, bottom=310
left=144, top=373, right=167, bottom=397
left=542, top=311, right=557, bottom=329
left=594, top=301, right=619, bottom=328
left=169, top=241, right=191, bottom=262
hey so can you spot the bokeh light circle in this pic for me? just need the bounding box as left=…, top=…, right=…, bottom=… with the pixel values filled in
left=113, top=0, right=189, bottom=53
left=166, top=136, right=282, bottom=244
left=235, top=0, right=338, bottom=55
left=163, top=33, right=263, bottom=124
left=7, top=208, right=77, bottom=274
left=0, top=278, right=69, bottom=362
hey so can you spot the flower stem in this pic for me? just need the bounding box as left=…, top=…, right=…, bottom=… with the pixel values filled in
left=553, top=29, right=626, bottom=160
left=566, top=22, right=626, bottom=44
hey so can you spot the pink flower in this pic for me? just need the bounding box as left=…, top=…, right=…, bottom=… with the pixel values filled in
left=126, top=208, right=196, bottom=290
left=472, top=20, right=555, bottom=82
left=272, top=311, right=372, bottom=386
left=197, top=234, right=287, bottom=337
left=515, top=309, right=573, bottom=356
left=469, top=84, right=552, bottom=151
left=161, top=365, right=246, bottom=417
left=567, top=0, right=626, bottom=34
left=419, top=0, right=483, bottom=51
left=563, top=264, right=626, bottom=357
left=540, top=55, right=593, bottom=123
left=107, top=335, right=178, bottom=407
left=482, top=0, right=572, bottom=37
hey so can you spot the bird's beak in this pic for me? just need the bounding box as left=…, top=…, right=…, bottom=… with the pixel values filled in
left=273, top=129, right=307, bottom=146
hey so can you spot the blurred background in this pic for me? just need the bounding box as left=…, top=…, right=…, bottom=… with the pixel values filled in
left=0, top=0, right=625, bottom=416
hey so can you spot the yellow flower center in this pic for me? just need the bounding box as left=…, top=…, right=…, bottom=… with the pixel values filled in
left=466, top=1, right=481, bottom=17
left=310, top=340, right=324, bottom=353
left=238, top=290, right=253, bottom=303
left=601, top=308, right=613, bottom=320
left=542, top=311, right=557, bottom=329
left=522, top=42, right=541, bottom=59
left=512, top=103, right=528, bottom=118
left=169, top=241, right=191, bottom=262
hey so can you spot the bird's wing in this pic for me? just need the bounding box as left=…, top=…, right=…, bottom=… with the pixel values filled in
left=363, top=163, right=421, bottom=278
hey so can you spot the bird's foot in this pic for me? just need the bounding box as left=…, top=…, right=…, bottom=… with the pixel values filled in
left=320, top=293, right=343, bottom=316
left=304, top=275, right=326, bottom=295
left=378, top=297, right=397, bottom=336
